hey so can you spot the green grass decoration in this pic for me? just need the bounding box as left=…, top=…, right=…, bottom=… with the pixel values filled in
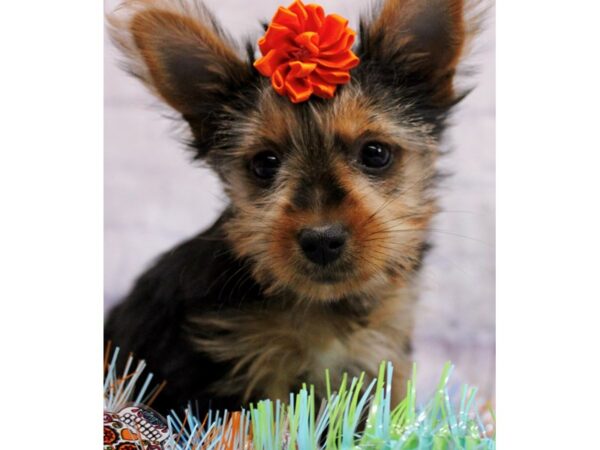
left=166, top=361, right=495, bottom=449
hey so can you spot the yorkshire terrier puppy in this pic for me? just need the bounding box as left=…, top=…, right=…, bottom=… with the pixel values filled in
left=105, top=0, right=476, bottom=415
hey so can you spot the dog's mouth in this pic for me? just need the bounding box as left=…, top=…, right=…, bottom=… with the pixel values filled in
left=305, top=270, right=347, bottom=284
left=296, top=258, right=357, bottom=284
left=277, top=258, right=386, bottom=302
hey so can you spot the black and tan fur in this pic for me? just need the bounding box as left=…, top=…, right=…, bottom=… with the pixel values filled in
left=105, top=0, right=478, bottom=415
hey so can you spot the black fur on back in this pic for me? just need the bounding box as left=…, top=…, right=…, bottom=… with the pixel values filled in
left=105, top=212, right=260, bottom=413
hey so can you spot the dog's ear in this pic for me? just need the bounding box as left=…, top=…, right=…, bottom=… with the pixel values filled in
left=108, top=0, right=254, bottom=150
left=358, top=0, right=472, bottom=106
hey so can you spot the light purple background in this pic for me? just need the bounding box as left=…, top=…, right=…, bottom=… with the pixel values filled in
left=104, top=0, right=495, bottom=400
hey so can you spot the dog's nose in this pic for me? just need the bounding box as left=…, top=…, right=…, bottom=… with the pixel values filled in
left=298, top=224, right=348, bottom=266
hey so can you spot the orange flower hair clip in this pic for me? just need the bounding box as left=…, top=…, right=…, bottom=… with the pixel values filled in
left=254, top=0, right=360, bottom=104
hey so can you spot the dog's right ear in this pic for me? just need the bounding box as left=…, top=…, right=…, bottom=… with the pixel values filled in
left=108, top=0, right=254, bottom=150
left=358, top=0, right=476, bottom=107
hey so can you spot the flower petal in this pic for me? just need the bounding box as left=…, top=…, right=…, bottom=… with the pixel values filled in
left=320, top=29, right=356, bottom=55
left=309, top=72, right=337, bottom=99
left=288, top=60, right=317, bottom=78
left=288, top=0, right=309, bottom=26
left=314, top=67, right=350, bottom=85
left=294, top=31, right=320, bottom=56
left=271, top=6, right=303, bottom=34
left=318, top=14, right=348, bottom=48
left=304, top=4, right=325, bottom=32
left=254, top=49, right=289, bottom=77
left=259, top=23, right=295, bottom=54
left=285, top=76, right=314, bottom=103
left=272, top=63, right=290, bottom=96
left=315, top=50, right=360, bottom=70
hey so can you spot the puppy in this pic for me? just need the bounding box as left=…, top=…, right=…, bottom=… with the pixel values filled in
left=105, top=0, right=475, bottom=415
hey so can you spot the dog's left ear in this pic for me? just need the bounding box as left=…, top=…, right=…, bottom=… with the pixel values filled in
left=358, top=0, right=473, bottom=106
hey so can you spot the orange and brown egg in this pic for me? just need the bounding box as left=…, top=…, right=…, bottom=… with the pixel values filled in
left=103, top=407, right=167, bottom=450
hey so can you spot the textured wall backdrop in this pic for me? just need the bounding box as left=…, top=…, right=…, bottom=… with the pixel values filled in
left=104, top=0, right=495, bottom=400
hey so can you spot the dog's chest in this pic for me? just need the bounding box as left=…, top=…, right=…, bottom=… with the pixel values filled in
left=190, top=289, right=415, bottom=402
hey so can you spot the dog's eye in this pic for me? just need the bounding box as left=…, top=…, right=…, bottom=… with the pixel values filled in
left=359, top=142, right=393, bottom=171
left=251, top=151, right=281, bottom=180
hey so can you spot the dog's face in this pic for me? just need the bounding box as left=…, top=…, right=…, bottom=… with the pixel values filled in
left=220, top=86, right=439, bottom=301
left=110, top=0, right=471, bottom=301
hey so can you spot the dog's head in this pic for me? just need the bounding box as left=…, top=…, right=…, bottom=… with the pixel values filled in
left=110, top=0, right=474, bottom=301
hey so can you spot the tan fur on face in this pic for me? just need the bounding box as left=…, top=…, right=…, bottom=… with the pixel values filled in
left=222, top=85, right=438, bottom=302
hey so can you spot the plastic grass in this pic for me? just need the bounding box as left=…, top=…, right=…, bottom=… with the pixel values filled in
left=103, top=342, right=166, bottom=412
left=166, top=362, right=495, bottom=450
left=104, top=345, right=495, bottom=449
